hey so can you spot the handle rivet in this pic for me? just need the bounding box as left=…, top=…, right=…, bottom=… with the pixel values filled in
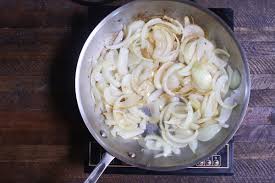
left=128, top=152, right=136, bottom=158
left=100, top=130, right=107, bottom=138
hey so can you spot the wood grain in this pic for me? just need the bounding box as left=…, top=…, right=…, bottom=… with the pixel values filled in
left=234, top=142, right=275, bottom=160
left=235, top=125, right=275, bottom=143
left=251, top=74, right=275, bottom=90
left=0, top=0, right=274, bottom=183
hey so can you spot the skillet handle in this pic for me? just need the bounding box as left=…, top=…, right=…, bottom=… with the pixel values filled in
left=84, top=152, right=115, bottom=183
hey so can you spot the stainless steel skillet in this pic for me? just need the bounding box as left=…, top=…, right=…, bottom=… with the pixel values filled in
left=75, top=1, right=250, bottom=182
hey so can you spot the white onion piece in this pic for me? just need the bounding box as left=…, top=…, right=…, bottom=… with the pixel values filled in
left=131, top=61, right=153, bottom=94
left=113, top=94, right=141, bottom=109
left=178, top=102, right=193, bottom=129
left=103, top=85, right=122, bottom=105
left=178, top=53, right=197, bottom=76
left=179, top=35, right=199, bottom=63
left=118, top=128, right=144, bottom=139
left=217, top=96, right=235, bottom=127
left=128, top=107, right=149, bottom=120
left=162, top=63, right=183, bottom=96
left=210, top=53, right=227, bottom=69
left=141, top=18, right=181, bottom=48
left=167, top=74, right=180, bottom=90
left=184, top=16, right=191, bottom=26
left=113, top=30, right=124, bottom=44
left=147, top=89, right=163, bottom=103
left=183, top=40, right=197, bottom=64
left=190, top=123, right=200, bottom=130
left=192, top=63, right=212, bottom=91
left=152, top=28, right=167, bottom=59
left=214, top=48, right=230, bottom=60
left=145, top=135, right=175, bottom=157
left=117, top=47, right=129, bottom=75
left=102, top=62, right=120, bottom=88
left=196, top=37, right=214, bottom=61
left=165, top=128, right=198, bottom=144
left=223, top=65, right=233, bottom=95
left=189, top=139, right=198, bottom=153
left=214, top=75, right=237, bottom=109
left=204, top=92, right=217, bottom=118
left=230, top=69, right=241, bottom=89
left=152, top=27, right=179, bottom=63
left=104, top=50, right=118, bottom=64
left=182, top=24, right=204, bottom=40
left=121, top=74, right=133, bottom=94
left=137, top=80, right=155, bottom=96
left=197, top=124, right=222, bottom=141
left=154, top=62, right=173, bottom=89
left=212, top=71, right=222, bottom=89
left=163, top=15, right=184, bottom=34
left=107, top=20, right=144, bottom=49
left=175, top=128, right=193, bottom=137
left=130, top=39, right=153, bottom=62
left=141, top=18, right=163, bottom=48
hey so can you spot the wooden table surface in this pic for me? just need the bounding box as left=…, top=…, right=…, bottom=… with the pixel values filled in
left=0, top=0, right=274, bottom=182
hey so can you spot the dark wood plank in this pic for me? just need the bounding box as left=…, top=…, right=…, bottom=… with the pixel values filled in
left=235, top=28, right=275, bottom=42
left=251, top=74, right=275, bottom=90
left=243, top=107, right=273, bottom=125
left=0, top=145, right=69, bottom=163
left=249, top=90, right=275, bottom=107
left=0, top=0, right=274, bottom=182
left=235, top=125, right=275, bottom=143
left=0, top=1, right=88, bottom=28
left=0, top=161, right=273, bottom=183
left=234, top=142, right=275, bottom=160
left=0, top=142, right=273, bottom=164
left=0, top=89, right=273, bottom=111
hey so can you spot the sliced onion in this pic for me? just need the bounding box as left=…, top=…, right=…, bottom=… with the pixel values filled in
left=117, top=47, right=129, bottom=75
left=167, top=74, right=180, bottom=90
left=204, top=92, right=217, bottom=118
left=197, top=124, right=222, bottom=141
left=128, top=107, right=149, bottom=120
left=196, top=37, right=214, bottom=62
left=192, top=63, right=212, bottom=91
left=154, top=62, right=173, bottom=89
left=184, top=16, right=191, bottom=26
left=230, top=69, right=241, bottom=89
left=102, top=61, right=120, bottom=87
left=177, top=102, right=193, bottom=129
left=147, top=89, right=163, bottom=103
left=183, top=39, right=198, bottom=64
left=131, top=61, right=154, bottom=93
left=113, top=30, right=124, bottom=45
left=177, top=52, right=197, bottom=76
left=223, top=65, right=233, bottom=95
left=136, top=80, right=155, bottom=96
left=162, top=63, right=183, bottom=96
left=113, top=94, right=141, bottom=109
left=214, top=75, right=237, bottom=109
left=189, top=139, right=198, bottom=153
left=107, top=20, right=144, bottom=49
left=179, top=35, right=199, bottom=64
left=103, top=85, right=122, bottom=105
left=182, top=24, right=204, bottom=40
left=164, top=128, right=198, bottom=144
left=117, top=127, right=144, bottom=139
left=217, top=96, right=235, bottom=127
left=121, top=74, right=133, bottom=94
left=130, top=39, right=153, bottom=62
